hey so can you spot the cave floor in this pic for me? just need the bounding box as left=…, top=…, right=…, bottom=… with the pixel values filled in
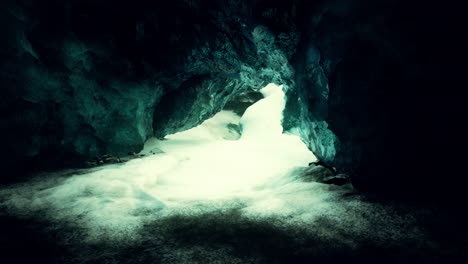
left=0, top=166, right=464, bottom=263
left=0, top=135, right=464, bottom=263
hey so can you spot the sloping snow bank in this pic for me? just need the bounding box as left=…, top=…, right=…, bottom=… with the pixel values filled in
left=0, top=84, right=437, bottom=263
left=2, top=84, right=322, bottom=239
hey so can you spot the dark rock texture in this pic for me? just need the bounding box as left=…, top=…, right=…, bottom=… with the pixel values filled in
left=0, top=0, right=465, bottom=202
left=282, top=0, right=466, bottom=200
left=0, top=0, right=295, bottom=178
left=223, top=89, right=264, bottom=116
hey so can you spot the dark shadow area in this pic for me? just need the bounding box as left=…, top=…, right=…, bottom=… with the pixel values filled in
left=1, top=199, right=466, bottom=264
left=223, top=89, right=264, bottom=116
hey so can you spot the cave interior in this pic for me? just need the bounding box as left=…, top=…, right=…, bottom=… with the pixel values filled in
left=0, top=0, right=466, bottom=263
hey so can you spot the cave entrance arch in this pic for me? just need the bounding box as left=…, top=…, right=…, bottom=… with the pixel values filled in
left=138, top=83, right=316, bottom=199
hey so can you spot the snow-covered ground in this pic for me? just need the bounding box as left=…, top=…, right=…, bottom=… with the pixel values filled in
left=2, top=84, right=323, bottom=237
left=1, top=84, right=436, bottom=263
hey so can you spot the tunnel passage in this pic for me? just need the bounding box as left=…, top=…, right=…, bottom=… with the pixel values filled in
left=0, top=84, right=458, bottom=263
left=0, top=83, right=321, bottom=237
left=0, top=0, right=464, bottom=207
left=0, top=1, right=466, bottom=263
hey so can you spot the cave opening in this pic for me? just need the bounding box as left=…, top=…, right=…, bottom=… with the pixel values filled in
left=5, top=83, right=319, bottom=222
left=0, top=0, right=465, bottom=262
left=137, top=83, right=316, bottom=200
left=0, top=78, right=459, bottom=263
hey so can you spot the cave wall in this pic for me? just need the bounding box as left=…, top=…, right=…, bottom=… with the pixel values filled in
left=1, top=0, right=465, bottom=200
left=283, top=0, right=466, bottom=199
left=0, top=0, right=296, bottom=178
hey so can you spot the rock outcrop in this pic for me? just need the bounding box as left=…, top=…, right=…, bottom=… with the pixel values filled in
left=282, top=0, right=465, bottom=199
left=0, top=0, right=295, bottom=178
left=1, top=0, right=464, bottom=201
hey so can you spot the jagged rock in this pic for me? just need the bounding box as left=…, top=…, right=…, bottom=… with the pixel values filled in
left=84, top=160, right=98, bottom=168
left=226, top=123, right=241, bottom=139
left=300, top=164, right=349, bottom=186
left=101, top=155, right=122, bottom=164
left=300, top=164, right=335, bottom=182
left=85, top=155, right=123, bottom=168
left=147, top=148, right=165, bottom=155
left=223, top=89, right=264, bottom=116
left=0, top=0, right=463, bottom=201
left=322, top=174, right=349, bottom=186
left=0, top=0, right=294, bottom=176
left=281, top=0, right=464, bottom=198
left=308, top=160, right=336, bottom=172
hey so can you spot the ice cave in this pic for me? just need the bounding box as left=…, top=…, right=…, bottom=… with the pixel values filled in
left=0, top=0, right=466, bottom=263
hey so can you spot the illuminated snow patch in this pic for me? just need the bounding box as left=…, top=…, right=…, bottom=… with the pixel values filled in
left=1, top=83, right=324, bottom=239
left=0, top=84, right=431, bottom=257
left=142, top=84, right=316, bottom=201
